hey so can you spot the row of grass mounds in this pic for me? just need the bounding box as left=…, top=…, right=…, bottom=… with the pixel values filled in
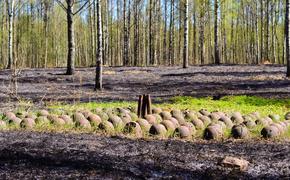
left=1, top=107, right=290, bottom=140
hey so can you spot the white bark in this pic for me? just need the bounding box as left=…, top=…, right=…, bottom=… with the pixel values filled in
left=95, top=0, right=103, bottom=90
left=6, top=0, right=14, bottom=69
left=183, top=0, right=188, bottom=68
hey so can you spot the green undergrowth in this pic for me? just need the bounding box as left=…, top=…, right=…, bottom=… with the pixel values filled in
left=167, top=96, right=290, bottom=117
left=1, top=95, right=289, bottom=141
left=48, top=101, right=135, bottom=114
left=48, top=95, right=290, bottom=117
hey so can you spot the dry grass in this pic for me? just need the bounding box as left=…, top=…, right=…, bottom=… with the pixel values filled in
left=250, top=74, right=285, bottom=81
left=123, top=70, right=148, bottom=74
left=103, top=70, right=116, bottom=75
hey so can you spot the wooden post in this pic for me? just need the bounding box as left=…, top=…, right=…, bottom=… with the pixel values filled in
left=141, top=94, right=148, bottom=118
left=137, top=95, right=143, bottom=117
left=137, top=94, right=152, bottom=118
left=147, top=94, right=152, bottom=114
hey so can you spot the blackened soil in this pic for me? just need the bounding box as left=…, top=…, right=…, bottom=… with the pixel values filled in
left=0, top=65, right=289, bottom=110
left=0, top=131, right=289, bottom=179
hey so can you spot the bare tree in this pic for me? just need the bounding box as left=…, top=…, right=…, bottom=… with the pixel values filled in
left=95, top=0, right=103, bottom=90
left=55, top=0, right=90, bottom=75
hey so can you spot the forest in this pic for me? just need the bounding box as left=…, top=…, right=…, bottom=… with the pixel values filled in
left=0, top=0, right=289, bottom=71
left=0, top=0, right=290, bottom=179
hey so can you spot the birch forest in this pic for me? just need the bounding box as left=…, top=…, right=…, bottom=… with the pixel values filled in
left=0, top=0, right=289, bottom=71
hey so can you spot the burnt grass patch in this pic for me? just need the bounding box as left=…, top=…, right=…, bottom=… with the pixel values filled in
left=0, top=131, right=289, bottom=179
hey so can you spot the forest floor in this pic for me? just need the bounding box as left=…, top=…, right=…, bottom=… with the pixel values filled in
left=0, top=65, right=289, bottom=110
left=0, top=131, right=289, bottom=179
left=0, top=65, right=290, bottom=179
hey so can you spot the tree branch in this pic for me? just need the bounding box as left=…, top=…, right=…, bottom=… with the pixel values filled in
left=73, top=0, right=90, bottom=15
left=55, top=0, right=67, bottom=11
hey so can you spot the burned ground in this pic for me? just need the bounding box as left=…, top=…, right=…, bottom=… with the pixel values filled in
left=0, top=65, right=289, bottom=110
left=0, top=131, right=289, bottom=179
left=0, top=65, right=290, bottom=179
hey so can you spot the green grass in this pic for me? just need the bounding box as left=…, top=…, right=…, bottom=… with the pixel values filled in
left=166, top=96, right=290, bottom=117
left=22, top=95, right=288, bottom=140
left=49, top=101, right=135, bottom=113
left=1, top=95, right=290, bottom=140
left=48, top=95, right=290, bottom=117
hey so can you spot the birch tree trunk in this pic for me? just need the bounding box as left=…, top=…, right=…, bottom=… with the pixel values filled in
left=183, top=0, right=188, bottom=68
left=6, top=0, right=14, bottom=69
left=123, top=0, right=129, bottom=66
left=149, top=0, right=155, bottom=65
left=199, top=1, right=205, bottom=65
left=95, top=0, right=103, bottom=90
left=169, top=0, right=175, bottom=65
left=214, top=0, right=220, bottom=64
left=265, top=0, right=270, bottom=61
left=43, top=0, right=49, bottom=68
left=88, top=0, right=95, bottom=65
left=163, top=0, right=167, bottom=64
left=255, top=1, right=260, bottom=64
left=260, top=0, right=264, bottom=63
left=0, top=2, right=5, bottom=66
left=133, top=0, right=139, bottom=66
left=192, top=5, right=197, bottom=64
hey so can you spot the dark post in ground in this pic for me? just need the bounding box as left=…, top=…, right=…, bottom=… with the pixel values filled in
left=137, top=94, right=152, bottom=118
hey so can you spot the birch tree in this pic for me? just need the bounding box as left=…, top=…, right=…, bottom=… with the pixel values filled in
left=214, top=0, right=220, bottom=64
left=6, top=0, right=14, bottom=69
left=123, top=0, right=130, bottom=66
left=183, top=0, right=188, bottom=68
left=95, top=0, right=103, bottom=90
